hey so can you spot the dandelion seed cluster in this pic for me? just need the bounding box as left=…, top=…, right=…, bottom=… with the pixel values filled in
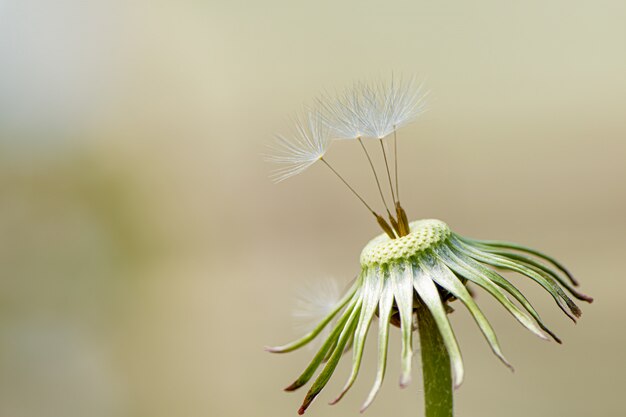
left=266, top=76, right=427, bottom=184
left=266, top=77, right=591, bottom=415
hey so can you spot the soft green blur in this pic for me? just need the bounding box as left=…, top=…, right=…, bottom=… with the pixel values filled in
left=1, top=1, right=625, bottom=416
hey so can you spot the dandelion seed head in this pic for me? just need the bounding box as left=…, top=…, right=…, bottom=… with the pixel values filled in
left=360, top=219, right=451, bottom=267
left=266, top=78, right=590, bottom=415
left=269, top=217, right=590, bottom=413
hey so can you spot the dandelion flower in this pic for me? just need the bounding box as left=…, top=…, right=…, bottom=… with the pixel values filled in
left=268, top=219, right=591, bottom=414
left=266, top=78, right=591, bottom=417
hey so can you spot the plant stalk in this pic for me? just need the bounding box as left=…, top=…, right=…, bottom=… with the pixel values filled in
left=416, top=299, right=454, bottom=417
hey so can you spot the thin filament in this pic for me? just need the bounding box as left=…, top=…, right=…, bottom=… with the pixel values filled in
left=358, top=138, right=392, bottom=215
left=378, top=139, right=397, bottom=205
left=320, top=158, right=375, bottom=214
left=394, top=128, right=399, bottom=201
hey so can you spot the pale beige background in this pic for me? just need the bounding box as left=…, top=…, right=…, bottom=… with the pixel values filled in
left=0, top=1, right=625, bottom=417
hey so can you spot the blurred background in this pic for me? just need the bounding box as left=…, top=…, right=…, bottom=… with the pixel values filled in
left=1, top=1, right=625, bottom=416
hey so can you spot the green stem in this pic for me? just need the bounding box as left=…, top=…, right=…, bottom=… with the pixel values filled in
left=416, top=299, right=454, bottom=417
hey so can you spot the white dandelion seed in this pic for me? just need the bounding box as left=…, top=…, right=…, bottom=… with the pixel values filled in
left=266, top=110, right=332, bottom=183
left=362, top=76, right=429, bottom=139
left=293, top=278, right=343, bottom=349
left=318, top=83, right=372, bottom=140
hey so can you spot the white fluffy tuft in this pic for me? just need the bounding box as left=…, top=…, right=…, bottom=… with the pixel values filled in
left=266, top=110, right=331, bottom=183
left=361, top=76, right=429, bottom=139
left=319, top=76, right=428, bottom=141
left=292, top=277, right=342, bottom=347
left=317, top=82, right=372, bottom=139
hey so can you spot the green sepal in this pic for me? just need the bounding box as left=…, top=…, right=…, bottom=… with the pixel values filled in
left=284, top=294, right=360, bottom=392
left=435, top=245, right=549, bottom=341
left=266, top=281, right=359, bottom=353
left=452, top=236, right=581, bottom=322
left=461, top=237, right=579, bottom=286
left=391, top=261, right=416, bottom=387
left=360, top=274, right=394, bottom=412
left=486, top=250, right=592, bottom=302
left=445, top=244, right=562, bottom=343
left=422, top=253, right=512, bottom=370
left=330, top=268, right=383, bottom=404
left=297, top=303, right=362, bottom=414
left=412, top=261, right=464, bottom=388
